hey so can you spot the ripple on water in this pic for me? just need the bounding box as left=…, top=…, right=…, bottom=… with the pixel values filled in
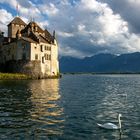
left=0, top=75, right=140, bottom=139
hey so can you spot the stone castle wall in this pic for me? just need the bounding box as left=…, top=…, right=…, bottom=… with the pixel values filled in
left=0, top=60, right=43, bottom=79
left=0, top=60, right=60, bottom=79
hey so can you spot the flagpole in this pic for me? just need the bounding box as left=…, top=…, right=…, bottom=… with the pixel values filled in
left=16, top=3, right=19, bottom=17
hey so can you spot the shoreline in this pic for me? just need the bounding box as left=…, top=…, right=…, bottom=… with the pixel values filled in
left=1, top=72, right=140, bottom=80
left=62, top=72, right=140, bottom=75
left=0, top=73, right=61, bottom=80
left=0, top=73, right=31, bottom=80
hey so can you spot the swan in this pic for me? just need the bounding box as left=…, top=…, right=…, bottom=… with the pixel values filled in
left=97, top=114, right=122, bottom=130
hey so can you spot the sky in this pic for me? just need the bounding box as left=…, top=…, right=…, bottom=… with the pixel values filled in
left=0, top=0, right=140, bottom=58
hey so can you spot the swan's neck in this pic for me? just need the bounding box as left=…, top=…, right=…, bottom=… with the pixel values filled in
left=118, top=116, right=121, bottom=129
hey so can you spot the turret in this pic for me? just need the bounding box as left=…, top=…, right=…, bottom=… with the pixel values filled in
left=53, top=30, right=56, bottom=39
left=7, top=17, right=26, bottom=38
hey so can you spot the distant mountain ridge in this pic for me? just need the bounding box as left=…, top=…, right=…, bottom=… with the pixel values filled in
left=59, top=52, right=140, bottom=73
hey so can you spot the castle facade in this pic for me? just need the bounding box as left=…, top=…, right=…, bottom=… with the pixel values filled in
left=0, top=17, right=59, bottom=78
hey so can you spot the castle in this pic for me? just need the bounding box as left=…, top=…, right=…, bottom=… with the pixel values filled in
left=0, top=17, right=59, bottom=78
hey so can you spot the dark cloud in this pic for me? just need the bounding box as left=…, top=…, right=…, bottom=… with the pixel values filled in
left=99, top=0, right=140, bottom=34
left=1, top=0, right=140, bottom=58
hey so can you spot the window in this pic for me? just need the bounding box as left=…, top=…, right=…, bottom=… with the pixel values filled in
left=44, top=46, right=51, bottom=51
left=42, top=57, right=45, bottom=63
left=40, top=45, right=43, bottom=52
left=48, top=55, right=51, bottom=60
left=44, top=54, right=51, bottom=60
left=44, top=53, right=47, bottom=60
left=35, top=54, right=38, bottom=60
left=45, top=46, right=47, bottom=50
left=47, top=46, right=51, bottom=51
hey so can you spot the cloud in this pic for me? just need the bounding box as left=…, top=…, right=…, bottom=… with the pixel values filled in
left=59, top=44, right=86, bottom=58
left=57, top=31, right=74, bottom=38
left=0, top=9, right=13, bottom=34
left=46, top=0, right=140, bottom=57
left=101, top=0, right=140, bottom=34
left=1, top=0, right=140, bottom=58
left=0, top=0, right=17, bottom=8
left=39, top=3, right=59, bottom=16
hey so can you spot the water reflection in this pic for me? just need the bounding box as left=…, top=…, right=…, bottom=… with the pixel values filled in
left=28, top=79, right=64, bottom=136
left=0, top=79, right=64, bottom=139
left=0, top=75, right=140, bottom=139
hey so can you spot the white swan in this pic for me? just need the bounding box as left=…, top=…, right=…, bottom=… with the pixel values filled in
left=97, top=114, right=122, bottom=130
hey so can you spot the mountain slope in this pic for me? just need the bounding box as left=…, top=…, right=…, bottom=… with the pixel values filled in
left=59, top=52, right=140, bottom=73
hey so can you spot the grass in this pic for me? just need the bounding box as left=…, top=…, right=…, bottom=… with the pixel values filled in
left=0, top=73, right=31, bottom=80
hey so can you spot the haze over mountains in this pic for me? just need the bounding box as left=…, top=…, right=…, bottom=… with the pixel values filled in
left=60, top=52, right=140, bottom=73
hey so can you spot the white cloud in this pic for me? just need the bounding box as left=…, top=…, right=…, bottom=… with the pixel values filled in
left=57, top=31, right=74, bottom=38
left=1, top=0, right=140, bottom=57
left=128, top=0, right=140, bottom=5
left=50, top=0, right=140, bottom=57
left=0, top=9, right=13, bottom=35
left=0, top=0, right=17, bottom=8
left=39, top=3, right=59, bottom=16
left=78, top=24, right=86, bottom=32
left=59, top=45, right=86, bottom=58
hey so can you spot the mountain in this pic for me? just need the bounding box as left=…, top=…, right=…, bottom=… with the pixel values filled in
left=59, top=52, right=140, bottom=73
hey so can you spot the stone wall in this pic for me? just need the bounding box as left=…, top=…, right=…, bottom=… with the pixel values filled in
left=1, top=60, right=43, bottom=79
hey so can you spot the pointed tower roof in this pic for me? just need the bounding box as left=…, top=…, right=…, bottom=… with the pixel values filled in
left=8, top=17, right=27, bottom=26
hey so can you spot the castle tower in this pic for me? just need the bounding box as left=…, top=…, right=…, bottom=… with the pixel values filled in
left=7, top=17, right=26, bottom=38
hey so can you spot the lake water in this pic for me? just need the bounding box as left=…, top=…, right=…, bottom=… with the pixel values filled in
left=0, top=74, right=140, bottom=140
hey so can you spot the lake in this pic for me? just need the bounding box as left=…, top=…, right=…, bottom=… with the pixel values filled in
left=0, top=74, right=140, bottom=139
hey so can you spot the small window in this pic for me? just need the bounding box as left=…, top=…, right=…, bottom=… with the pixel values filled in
left=47, top=46, right=51, bottom=51
left=44, top=53, right=47, bottom=60
left=35, top=54, right=38, bottom=60
left=45, top=46, right=47, bottom=50
left=42, top=57, right=45, bottom=63
left=44, top=54, right=51, bottom=60
left=49, top=55, right=51, bottom=60
left=40, top=45, right=43, bottom=52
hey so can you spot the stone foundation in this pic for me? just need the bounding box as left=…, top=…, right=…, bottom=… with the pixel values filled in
left=0, top=60, right=60, bottom=79
left=1, top=60, right=43, bottom=79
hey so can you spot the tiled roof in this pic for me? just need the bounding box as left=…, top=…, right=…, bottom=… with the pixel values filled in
left=37, top=35, right=50, bottom=43
left=21, top=36, right=38, bottom=43
left=8, top=17, right=27, bottom=26
left=44, top=29, right=53, bottom=41
left=21, top=21, right=44, bottom=34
